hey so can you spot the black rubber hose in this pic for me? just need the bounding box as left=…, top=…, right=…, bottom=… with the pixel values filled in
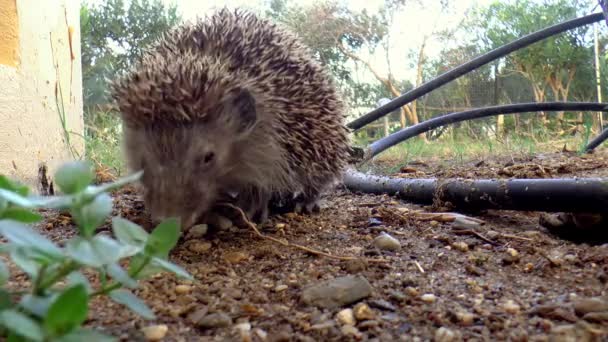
left=360, top=102, right=608, bottom=161
left=343, top=170, right=608, bottom=213
left=585, top=125, right=608, bottom=152
left=346, top=12, right=604, bottom=131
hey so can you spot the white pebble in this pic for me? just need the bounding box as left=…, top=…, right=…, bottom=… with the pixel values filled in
left=373, top=233, right=401, bottom=251
left=503, top=299, right=521, bottom=314
left=421, top=293, right=437, bottom=303
left=142, top=324, right=168, bottom=341
left=336, top=308, right=355, bottom=325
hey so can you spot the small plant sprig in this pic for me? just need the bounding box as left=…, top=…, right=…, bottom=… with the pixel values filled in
left=0, top=161, right=192, bottom=341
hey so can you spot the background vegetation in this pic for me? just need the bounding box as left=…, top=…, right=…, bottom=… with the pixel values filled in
left=79, top=0, right=608, bottom=174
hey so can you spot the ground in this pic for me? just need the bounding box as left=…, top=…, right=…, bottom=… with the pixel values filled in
left=14, top=150, right=608, bottom=341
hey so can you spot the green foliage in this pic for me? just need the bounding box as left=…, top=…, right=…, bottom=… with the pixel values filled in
left=81, top=0, right=181, bottom=107
left=0, top=161, right=192, bottom=341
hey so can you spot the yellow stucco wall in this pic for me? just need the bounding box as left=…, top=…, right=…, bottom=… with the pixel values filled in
left=0, top=0, right=84, bottom=190
left=0, top=0, right=19, bottom=67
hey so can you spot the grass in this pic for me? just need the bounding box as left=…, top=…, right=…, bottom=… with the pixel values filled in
left=83, top=109, right=125, bottom=175
left=357, top=130, right=597, bottom=175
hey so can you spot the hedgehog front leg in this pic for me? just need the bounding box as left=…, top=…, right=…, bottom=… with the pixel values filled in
left=236, top=187, right=271, bottom=224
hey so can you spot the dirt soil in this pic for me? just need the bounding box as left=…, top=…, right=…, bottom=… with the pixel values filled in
left=18, top=151, right=608, bottom=341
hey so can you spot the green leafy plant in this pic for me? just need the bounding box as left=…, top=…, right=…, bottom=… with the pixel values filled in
left=0, top=161, right=192, bottom=341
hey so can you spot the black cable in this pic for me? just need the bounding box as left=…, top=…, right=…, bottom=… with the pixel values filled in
left=347, top=12, right=604, bottom=131
left=361, top=102, right=608, bottom=161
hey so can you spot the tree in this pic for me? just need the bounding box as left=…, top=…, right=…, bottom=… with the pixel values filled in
left=80, top=0, right=181, bottom=109
left=474, top=0, right=594, bottom=128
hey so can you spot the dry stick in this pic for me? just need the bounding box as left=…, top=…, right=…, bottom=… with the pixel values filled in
left=451, top=228, right=499, bottom=246
left=219, top=203, right=389, bottom=263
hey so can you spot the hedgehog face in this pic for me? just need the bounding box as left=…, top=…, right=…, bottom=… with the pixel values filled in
left=122, top=88, right=259, bottom=228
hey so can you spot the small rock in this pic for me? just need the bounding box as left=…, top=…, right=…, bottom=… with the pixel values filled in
left=301, top=275, right=373, bottom=309
left=368, top=217, right=383, bottom=227
left=563, top=254, right=578, bottom=263
left=336, top=308, right=355, bottom=325
left=457, top=312, right=475, bottom=326
left=142, top=324, right=168, bottom=341
left=582, top=311, right=608, bottom=323
left=208, top=214, right=233, bottom=230
left=353, top=303, right=376, bottom=320
left=485, top=230, right=500, bottom=240
left=188, top=224, right=208, bottom=238
left=434, top=327, right=457, bottom=342
left=196, top=312, right=233, bottom=329
left=345, top=258, right=367, bottom=273
left=274, top=284, right=288, bottom=292
left=341, top=324, right=362, bottom=338
left=524, top=263, right=534, bottom=272
left=573, top=297, right=608, bottom=316
left=188, top=240, right=212, bottom=253
left=175, top=284, right=192, bottom=295
left=452, top=241, right=469, bottom=252
left=234, top=322, right=252, bottom=342
left=421, top=293, right=436, bottom=303
left=405, top=287, right=419, bottom=297
left=224, top=251, right=249, bottom=264
left=503, top=300, right=521, bottom=314
left=253, top=328, right=268, bottom=341
left=368, top=299, right=396, bottom=311
left=388, top=290, right=406, bottom=301
left=452, top=216, right=481, bottom=230
left=358, top=320, right=379, bottom=329
left=373, top=233, right=401, bottom=251
left=506, top=248, right=519, bottom=258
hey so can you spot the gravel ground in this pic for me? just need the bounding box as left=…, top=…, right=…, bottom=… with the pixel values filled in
left=10, top=150, right=608, bottom=341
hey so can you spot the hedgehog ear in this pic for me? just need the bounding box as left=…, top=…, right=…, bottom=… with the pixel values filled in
left=223, top=88, right=257, bottom=135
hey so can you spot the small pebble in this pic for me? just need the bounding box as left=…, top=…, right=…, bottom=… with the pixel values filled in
left=421, top=293, right=436, bottom=303
left=341, top=324, right=362, bottom=338
left=485, top=230, right=499, bottom=240
left=188, top=241, right=212, bottom=253
left=452, top=217, right=481, bottom=230
left=196, top=312, right=233, bottom=329
left=234, top=322, right=252, bottom=342
left=435, top=327, right=457, bottom=342
left=457, top=312, right=475, bottom=326
left=275, top=223, right=286, bottom=229
left=573, top=297, right=608, bottom=315
left=452, top=241, right=469, bottom=252
left=563, top=254, right=577, bottom=263
left=405, top=287, right=419, bottom=297
left=274, top=284, right=288, bottom=292
left=524, top=263, right=534, bottom=272
left=373, top=233, right=401, bottom=251
left=368, top=299, right=396, bottom=311
left=224, top=251, right=249, bottom=264
left=188, top=224, right=208, bottom=238
left=301, top=275, right=373, bottom=308
left=503, top=300, right=521, bottom=314
left=175, top=284, right=192, bottom=295
left=253, top=328, right=268, bottom=341
left=142, top=324, right=168, bottom=341
left=353, top=303, right=376, bottom=320
left=506, top=248, right=519, bottom=258
left=336, top=308, right=355, bottom=325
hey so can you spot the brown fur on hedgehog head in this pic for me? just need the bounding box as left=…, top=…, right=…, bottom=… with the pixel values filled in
left=111, top=51, right=264, bottom=227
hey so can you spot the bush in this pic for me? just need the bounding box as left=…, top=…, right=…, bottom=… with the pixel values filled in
left=0, top=161, right=191, bottom=341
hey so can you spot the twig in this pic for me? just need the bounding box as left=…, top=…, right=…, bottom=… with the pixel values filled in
left=413, top=260, right=425, bottom=274
left=219, top=203, right=388, bottom=263
left=451, top=228, right=499, bottom=246
left=498, top=233, right=533, bottom=242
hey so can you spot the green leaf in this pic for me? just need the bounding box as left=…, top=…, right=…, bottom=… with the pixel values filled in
left=71, top=193, right=113, bottom=237
left=0, top=176, right=29, bottom=196
left=85, top=171, right=143, bottom=197
left=106, top=263, right=137, bottom=289
left=54, top=161, right=94, bottom=194
left=151, top=257, right=193, bottom=280
left=1, top=208, right=42, bottom=223
left=0, top=309, right=44, bottom=341
left=19, top=294, right=57, bottom=318
left=145, top=217, right=180, bottom=257
left=0, top=289, right=12, bottom=311
left=66, top=272, right=92, bottom=294
left=0, top=220, right=63, bottom=261
left=44, top=284, right=89, bottom=337
left=66, top=236, right=138, bottom=268
left=55, top=328, right=117, bottom=342
left=10, top=247, right=39, bottom=277
left=109, top=290, right=155, bottom=320
left=0, top=190, right=35, bottom=208
left=111, top=217, right=148, bottom=248
left=0, top=259, right=8, bottom=285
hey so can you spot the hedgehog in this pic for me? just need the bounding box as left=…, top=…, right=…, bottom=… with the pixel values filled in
left=110, top=8, right=350, bottom=229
